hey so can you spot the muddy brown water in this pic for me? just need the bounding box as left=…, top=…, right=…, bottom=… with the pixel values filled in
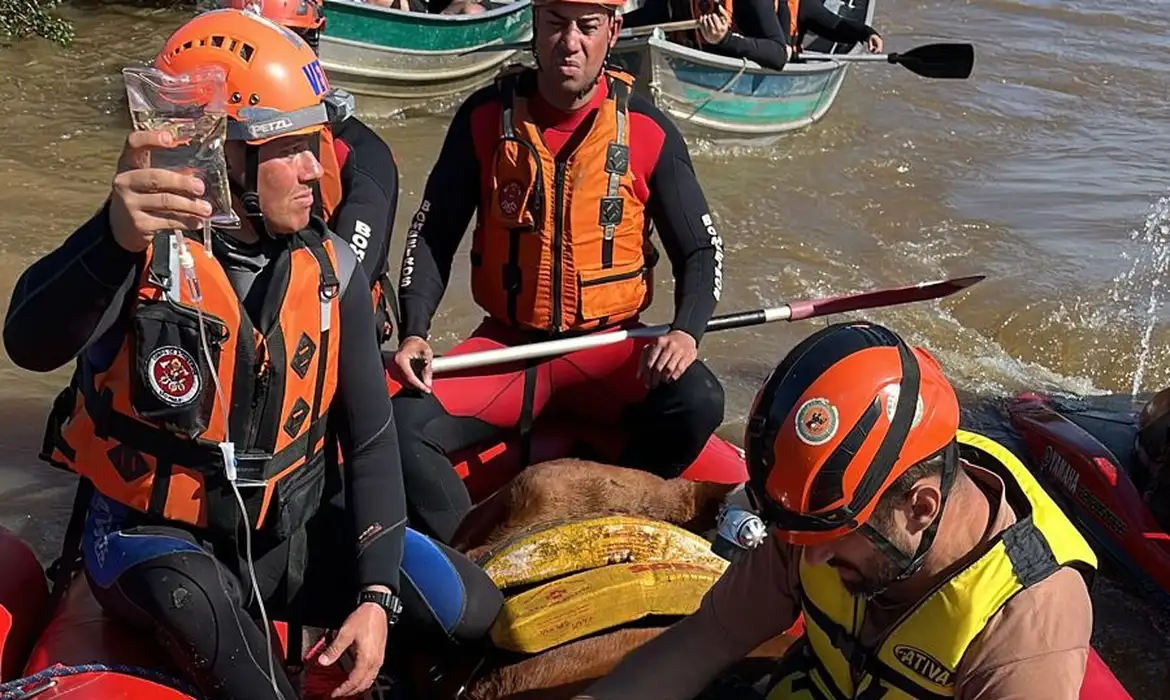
left=1, top=0, right=1169, bottom=696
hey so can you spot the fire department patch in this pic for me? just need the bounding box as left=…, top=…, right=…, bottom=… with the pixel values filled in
left=794, top=397, right=838, bottom=446
left=499, top=180, right=524, bottom=217
left=146, top=346, right=202, bottom=406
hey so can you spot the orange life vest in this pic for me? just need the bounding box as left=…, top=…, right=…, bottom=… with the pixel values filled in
left=783, top=0, right=799, bottom=49
left=674, top=0, right=795, bottom=48
left=470, top=68, right=653, bottom=334
left=41, top=226, right=345, bottom=538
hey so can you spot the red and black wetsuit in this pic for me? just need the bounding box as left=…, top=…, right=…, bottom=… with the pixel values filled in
left=394, top=70, right=726, bottom=543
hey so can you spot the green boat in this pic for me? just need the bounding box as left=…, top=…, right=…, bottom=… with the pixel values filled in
left=319, top=0, right=533, bottom=114
left=609, top=0, right=876, bottom=140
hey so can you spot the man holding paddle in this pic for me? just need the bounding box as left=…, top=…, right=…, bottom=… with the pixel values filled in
left=390, top=0, right=726, bottom=543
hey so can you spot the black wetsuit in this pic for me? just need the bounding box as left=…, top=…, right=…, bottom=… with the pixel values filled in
left=623, top=0, right=791, bottom=71
left=3, top=207, right=501, bottom=699
left=330, top=115, right=400, bottom=345
left=793, top=0, right=878, bottom=47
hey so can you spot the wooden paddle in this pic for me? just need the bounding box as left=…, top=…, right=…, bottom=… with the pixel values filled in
left=801, top=42, right=975, bottom=80
left=460, top=19, right=700, bottom=55
left=423, top=274, right=985, bottom=374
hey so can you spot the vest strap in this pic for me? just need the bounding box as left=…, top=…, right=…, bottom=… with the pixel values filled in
left=600, top=77, right=631, bottom=266
left=299, top=231, right=339, bottom=463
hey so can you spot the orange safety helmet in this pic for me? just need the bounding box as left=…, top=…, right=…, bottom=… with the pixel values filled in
left=153, top=8, right=331, bottom=146
left=744, top=321, right=960, bottom=546
left=225, top=0, right=325, bottom=30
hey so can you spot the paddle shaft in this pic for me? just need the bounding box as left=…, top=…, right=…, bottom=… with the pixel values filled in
left=429, top=275, right=984, bottom=373
left=800, top=51, right=894, bottom=63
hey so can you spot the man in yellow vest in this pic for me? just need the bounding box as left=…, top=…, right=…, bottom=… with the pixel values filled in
left=578, top=320, right=1097, bottom=699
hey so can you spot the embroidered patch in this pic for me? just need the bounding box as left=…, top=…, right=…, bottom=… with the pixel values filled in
left=146, top=346, right=201, bottom=406
left=884, top=385, right=925, bottom=428
left=499, top=180, right=525, bottom=217
left=892, top=645, right=955, bottom=688
left=794, top=397, right=838, bottom=446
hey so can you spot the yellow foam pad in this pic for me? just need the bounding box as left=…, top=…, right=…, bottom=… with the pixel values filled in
left=489, top=560, right=726, bottom=654
left=479, top=514, right=729, bottom=590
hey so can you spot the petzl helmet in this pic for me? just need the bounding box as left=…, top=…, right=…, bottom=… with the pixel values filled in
left=155, top=8, right=330, bottom=146
left=153, top=8, right=332, bottom=233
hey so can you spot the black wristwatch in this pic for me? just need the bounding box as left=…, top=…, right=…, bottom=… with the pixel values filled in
left=358, top=589, right=402, bottom=626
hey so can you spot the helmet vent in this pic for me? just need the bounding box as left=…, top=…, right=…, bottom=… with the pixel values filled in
left=171, top=35, right=255, bottom=65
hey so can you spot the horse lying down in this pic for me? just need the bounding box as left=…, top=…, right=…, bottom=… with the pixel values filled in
left=418, top=458, right=794, bottom=700
left=454, top=457, right=743, bottom=555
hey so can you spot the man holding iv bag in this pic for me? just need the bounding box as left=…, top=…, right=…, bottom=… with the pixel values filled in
left=3, top=8, right=501, bottom=699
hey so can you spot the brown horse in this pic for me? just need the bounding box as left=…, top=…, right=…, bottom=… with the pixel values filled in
left=421, top=458, right=793, bottom=700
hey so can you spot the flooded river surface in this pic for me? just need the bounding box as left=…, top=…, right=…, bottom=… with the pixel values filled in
left=1, top=0, right=1168, bottom=695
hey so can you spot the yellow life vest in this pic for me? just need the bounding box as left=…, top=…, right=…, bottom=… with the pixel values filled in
left=766, top=430, right=1097, bottom=700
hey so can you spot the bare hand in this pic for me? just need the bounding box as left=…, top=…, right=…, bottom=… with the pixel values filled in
left=699, top=5, right=730, bottom=44
left=866, top=33, right=884, bottom=53
left=317, top=599, right=389, bottom=698
left=638, top=330, right=698, bottom=389
left=108, top=130, right=212, bottom=253
left=394, top=335, right=434, bottom=393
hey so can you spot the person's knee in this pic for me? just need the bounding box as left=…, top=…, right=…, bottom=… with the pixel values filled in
left=399, top=529, right=502, bottom=642
left=674, top=361, right=726, bottom=435
left=95, top=549, right=242, bottom=659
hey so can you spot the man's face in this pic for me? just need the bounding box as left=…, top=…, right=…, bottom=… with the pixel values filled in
left=802, top=524, right=912, bottom=596
left=229, top=132, right=322, bottom=234
left=533, top=3, right=621, bottom=99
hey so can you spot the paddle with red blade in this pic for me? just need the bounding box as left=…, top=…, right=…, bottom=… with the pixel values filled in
left=800, top=43, right=975, bottom=80
left=427, top=274, right=985, bottom=374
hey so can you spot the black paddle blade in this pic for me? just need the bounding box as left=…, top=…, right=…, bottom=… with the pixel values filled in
left=889, top=43, right=975, bottom=79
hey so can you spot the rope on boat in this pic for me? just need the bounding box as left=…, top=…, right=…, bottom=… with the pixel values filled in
left=0, top=663, right=203, bottom=699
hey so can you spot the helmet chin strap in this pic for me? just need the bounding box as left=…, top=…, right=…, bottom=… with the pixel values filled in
left=228, top=143, right=272, bottom=239
left=858, top=441, right=960, bottom=598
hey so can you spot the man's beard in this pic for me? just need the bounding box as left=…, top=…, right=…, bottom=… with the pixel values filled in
left=831, top=527, right=916, bottom=598
left=835, top=556, right=905, bottom=598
